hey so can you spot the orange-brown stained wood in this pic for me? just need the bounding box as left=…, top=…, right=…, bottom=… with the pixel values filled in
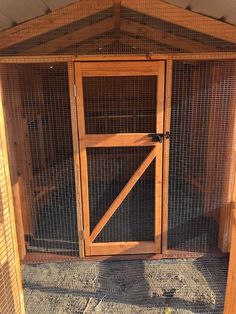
left=162, top=60, right=173, bottom=253
left=120, top=19, right=218, bottom=53
left=224, top=208, right=236, bottom=313
left=68, top=62, right=85, bottom=258
left=122, top=0, right=236, bottom=44
left=0, top=0, right=113, bottom=50
left=0, top=77, right=25, bottom=313
left=22, top=18, right=115, bottom=55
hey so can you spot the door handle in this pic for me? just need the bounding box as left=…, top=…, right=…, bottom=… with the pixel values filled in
left=149, top=132, right=170, bottom=143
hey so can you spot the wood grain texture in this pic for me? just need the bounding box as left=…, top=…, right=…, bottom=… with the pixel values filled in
left=162, top=60, right=173, bottom=253
left=120, top=18, right=218, bottom=52
left=0, top=0, right=113, bottom=50
left=68, top=62, right=85, bottom=258
left=81, top=61, right=160, bottom=76
left=0, top=77, right=25, bottom=313
left=89, top=241, right=155, bottom=256
left=224, top=208, right=236, bottom=313
left=83, top=134, right=157, bottom=147
left=22, top=17, right=114, bottom=55
left=123, top=0, right=236, bottom=44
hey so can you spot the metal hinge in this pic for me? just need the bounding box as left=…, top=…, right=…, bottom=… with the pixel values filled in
left=74, top=84, right=77, bottom=98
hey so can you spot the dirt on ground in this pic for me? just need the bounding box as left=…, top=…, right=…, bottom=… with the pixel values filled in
left=22, top=258, right=227, bottom=314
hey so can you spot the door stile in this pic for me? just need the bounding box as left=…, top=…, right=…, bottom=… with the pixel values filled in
left=162, top=60, right=173, bottom=253
left=155, top=61, right=165, bottom=252
left=74, top=62, right=91, bottom=255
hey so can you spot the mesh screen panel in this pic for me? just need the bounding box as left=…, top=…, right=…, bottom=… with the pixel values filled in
left=83, top=76, right=157, bottom=134
left=1, top=63, right=78, bottom=257
left=0, top=1, right=235, bottom=56
left=168, top=59, right=236, bottom=253
left=87, top=147, right=155, bottom=242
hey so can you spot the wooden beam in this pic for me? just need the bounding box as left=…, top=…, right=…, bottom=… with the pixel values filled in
left=83, top=134, right=157, bottom=147
left=114, top=0, right=121, bottom=30
left=162, top=60, right=173, bottom=254
left=68, top=62, right=85, bottom=258
left=120, top=33, right=171, bottom=53
left=89, top=241, right=155, bottom=256
left=0, top=0, right=113, bottom=50
left=81, top=61, right=161, bottom=76
left=218, top=63, right=236, bottom=252
left=22, top=18, right=114, bottom=55
left=120, top=18, right=218, bottom=52
left=0, top=76, right=25, bottom=313
left=62, top=37, right=116, bottom=54
left=224, top=208, right=236, bottom=313
left=90, top=146, right=158, bottom=242
left=122, top=0, right=236, bottom=44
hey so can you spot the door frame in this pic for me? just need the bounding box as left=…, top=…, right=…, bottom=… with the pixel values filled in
left=74, top=60, right=170, bottom=256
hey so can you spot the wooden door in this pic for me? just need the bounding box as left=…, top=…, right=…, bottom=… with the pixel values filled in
left=75, top=61, right=165, bottom=256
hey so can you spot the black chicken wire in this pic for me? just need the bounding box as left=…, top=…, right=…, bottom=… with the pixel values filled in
left=0, top=0, right=235, bottom=56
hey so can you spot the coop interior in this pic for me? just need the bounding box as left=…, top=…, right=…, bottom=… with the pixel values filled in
left=0, top=0, right=236, bottom=313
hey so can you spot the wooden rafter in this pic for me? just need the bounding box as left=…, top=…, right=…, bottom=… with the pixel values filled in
left=22, top=18, right=114, bottom=55
left=122, top=0, right=236, bottom=44
left=114, top=0, right=121, bottom=30
left=120, top=33, right=173, bottom=53
left=0, top=0, right=113, bottom=50
left=62, top=37, right=116, bottom=55
left=120, top=19, right=218, bottom=52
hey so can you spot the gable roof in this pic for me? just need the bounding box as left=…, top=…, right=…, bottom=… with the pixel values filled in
left=0, top=0, right=235, bottom=56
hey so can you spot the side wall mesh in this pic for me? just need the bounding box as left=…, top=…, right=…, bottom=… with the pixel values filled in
left=168, top=59, right=236, bottom=253
left=1, top=63, right=78, bottom=259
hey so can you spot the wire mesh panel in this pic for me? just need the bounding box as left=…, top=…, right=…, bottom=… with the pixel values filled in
left=87, top=147, right=155, bottom=243
left=0, top=92, right=24, bottom=312
left=1, top=63, right=78, bottom=258
left=168, top=59, right=236, bottom=253
left=83, top=76, right=157, bottom=134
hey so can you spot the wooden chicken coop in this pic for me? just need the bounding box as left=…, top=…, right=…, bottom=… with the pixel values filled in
left=0, top=0, right=236, bottom=313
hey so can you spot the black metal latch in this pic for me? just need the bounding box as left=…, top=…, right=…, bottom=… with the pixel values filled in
left=149, top=132, right=170, bottom=143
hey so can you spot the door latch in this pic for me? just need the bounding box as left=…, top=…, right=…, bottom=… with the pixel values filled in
left=149, top=132, right=170, bottom=143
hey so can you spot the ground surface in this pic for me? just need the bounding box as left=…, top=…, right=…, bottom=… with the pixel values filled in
left=22, top=258, right=227, bottom=314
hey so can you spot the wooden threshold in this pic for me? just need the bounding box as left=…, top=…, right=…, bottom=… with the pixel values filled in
left=22, top=250, right=227, bottom=264
left=83, top=134, right=156, bottom=147
left=89, top=241, right=156, bottom=256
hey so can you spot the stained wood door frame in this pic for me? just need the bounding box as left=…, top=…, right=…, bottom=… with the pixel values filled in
left=74, top=61, right=167, bottom=256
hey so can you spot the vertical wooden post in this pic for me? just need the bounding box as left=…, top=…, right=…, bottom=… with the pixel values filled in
left=224, top=208, right=236, bottom=313
left=218, top=63, right=236, bottom=252
left=162, top=60, right=173, bottom=253
left=68, top=62, right=85, bottom=257
left=0, top=78, right=25, bottom=313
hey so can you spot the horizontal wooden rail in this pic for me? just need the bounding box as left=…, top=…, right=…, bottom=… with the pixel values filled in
left=83, top=134, right=157, bottom=147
